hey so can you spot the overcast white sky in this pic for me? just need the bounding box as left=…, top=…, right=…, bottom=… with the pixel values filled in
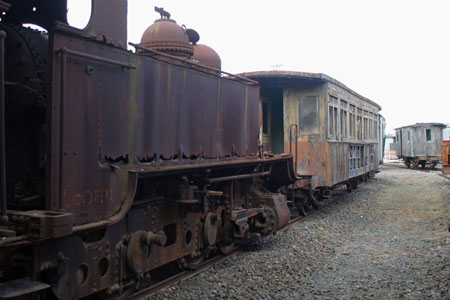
left=68, top=0, right=449, bottom=134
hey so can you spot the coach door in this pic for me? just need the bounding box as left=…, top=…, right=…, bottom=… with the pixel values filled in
left=260, top=88, right=284, bottom=154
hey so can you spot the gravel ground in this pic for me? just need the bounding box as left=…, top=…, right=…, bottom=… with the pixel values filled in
left=153, top=165, right=450, bottom=299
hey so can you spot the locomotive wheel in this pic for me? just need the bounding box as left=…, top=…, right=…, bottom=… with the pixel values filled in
left=95, top=288, right=131, bottom=300
left=218, top=222, right=235, bottom=254
left=204, top=212, right=219, bottom=246
left=219, top=241, right=235, bottom=254
left=180, top=252, right=206, bottom=270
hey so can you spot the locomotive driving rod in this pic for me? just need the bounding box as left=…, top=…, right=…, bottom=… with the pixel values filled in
left=207, top=171, right=271, bottom=183
left=0, top=31, right=7, bottom=224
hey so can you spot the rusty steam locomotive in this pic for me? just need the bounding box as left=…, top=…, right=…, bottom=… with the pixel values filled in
left=0, top=0, right=298, bottom=298
left=0, top=0, right=383, bottom=299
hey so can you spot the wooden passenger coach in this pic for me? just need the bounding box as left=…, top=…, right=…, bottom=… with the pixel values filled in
left=392, top=123, right=446, bottom=169
left=242, top=71, right=382, bottom=194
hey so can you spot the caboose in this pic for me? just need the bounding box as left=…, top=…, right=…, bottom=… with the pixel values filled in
left=392, top=123, right=446, bottom=168
left=242, top=71, right=382, bottom=213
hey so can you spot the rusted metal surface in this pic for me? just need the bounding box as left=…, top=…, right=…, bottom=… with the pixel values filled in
left=47, top=30, right=260, bottom=226
left=139, top=9, right=193, bottom=58
left=131, top=43, right=258, bottom=85
left=84, top=0, right=128, bottom=48
left=289, top=124, right=298, bottom=173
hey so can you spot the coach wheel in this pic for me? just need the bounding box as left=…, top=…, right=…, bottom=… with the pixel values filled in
left=346, top=183, right=352, bottom=193
left=313, top=190, right=323, bottom=201
left=308, top=191, right=319, bottom=209
left=295, top=200, right=306, bottom=216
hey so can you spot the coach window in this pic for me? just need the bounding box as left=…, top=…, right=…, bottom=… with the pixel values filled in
left=327, top=96, right=338, bottom=139
left=426, top=129, right=431, bottom=141
left=357, top=108, right=362, bottom=140
left=299, top=96, right=319, bottom=134
left=340, top=100, right=348, bottom=138
left=349, top=105, right=356, bottom=139
left=374, top=119, right=378, bottom=140
left=369, top=113, right=374, bottom=139
left=328, top=106, right=334, bottom=137
left=334, top=106, right=338, bottom=138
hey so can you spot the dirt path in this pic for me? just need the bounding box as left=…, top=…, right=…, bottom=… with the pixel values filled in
left=311, top=165, right=450, bottom=299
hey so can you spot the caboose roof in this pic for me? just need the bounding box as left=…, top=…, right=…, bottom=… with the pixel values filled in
left=239, top=70, right=381, bottom=110
left=394, top=122, right=447, bottom=130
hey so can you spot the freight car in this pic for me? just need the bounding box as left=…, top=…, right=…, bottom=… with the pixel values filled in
left=0, top=1, right=296, bottom=299
left=442, top=126, right=450, bottom=175
left=241, top=71, right=382, bottom=214
left=392, top=123, right=446, bottom=169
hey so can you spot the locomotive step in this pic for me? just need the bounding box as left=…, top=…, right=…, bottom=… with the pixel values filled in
left=0, top=278, right=50, bottom=299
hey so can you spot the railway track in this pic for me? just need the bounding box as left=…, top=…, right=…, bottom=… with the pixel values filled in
left=129, top=187, right=354, bottom=299
left=383, top=161, right=442, bottom=173
left=439, top=174, right=450, bottom=181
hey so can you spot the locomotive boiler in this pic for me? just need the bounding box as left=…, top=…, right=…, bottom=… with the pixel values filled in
left=0, top=1, right=295, bottom=299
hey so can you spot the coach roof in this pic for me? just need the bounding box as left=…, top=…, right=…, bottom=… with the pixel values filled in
left=240, top=70, right=382, bottom=111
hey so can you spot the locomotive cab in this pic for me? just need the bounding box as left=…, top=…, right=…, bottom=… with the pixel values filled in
left=0, top=0, right=127, bottom=214
left=0, top=1, right=54, bottom=212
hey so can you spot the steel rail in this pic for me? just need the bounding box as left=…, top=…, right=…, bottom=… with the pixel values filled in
left=383, top=162, right=442, bottom=174
left=438, top=174, right=450, bottom=181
